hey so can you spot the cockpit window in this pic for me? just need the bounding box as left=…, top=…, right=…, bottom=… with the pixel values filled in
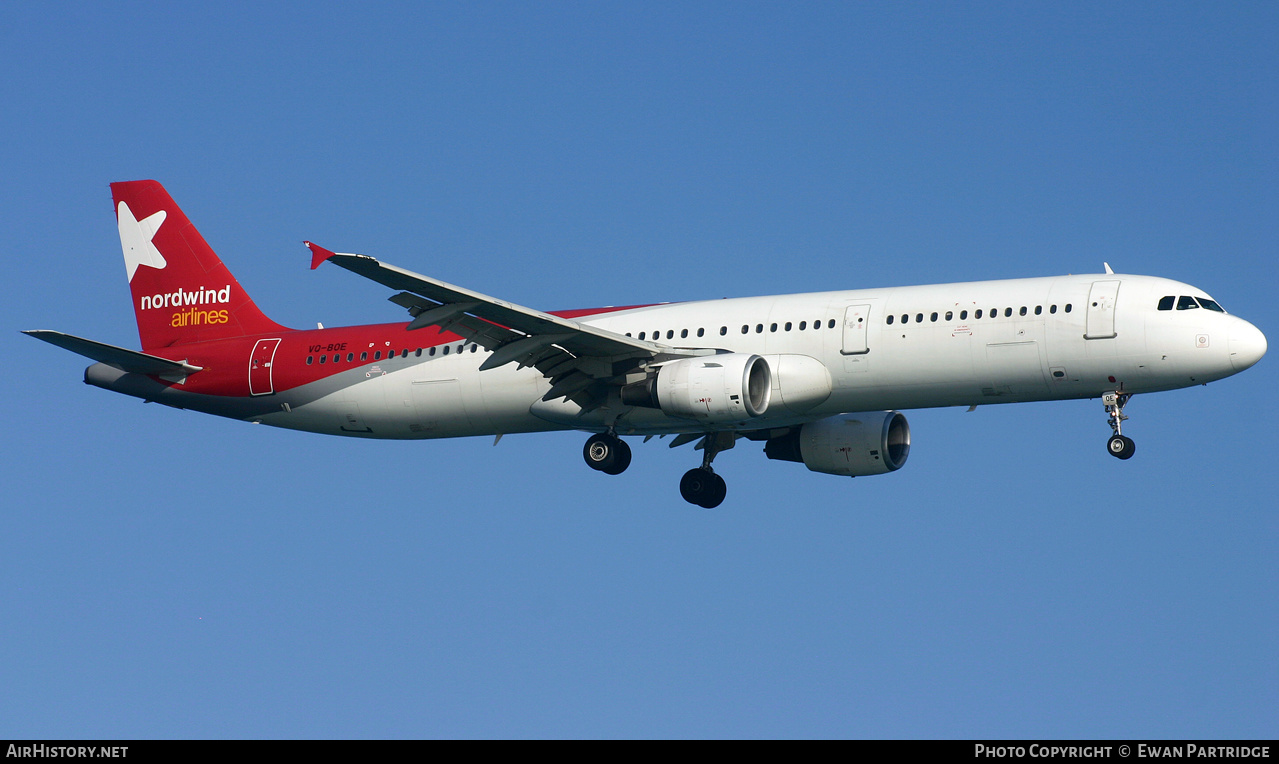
left=1157, top=296, right=1175, bottom=311
left=1198, top=297, right=1225, bottom=313
left=1176, top=295, right=1200, bottom=310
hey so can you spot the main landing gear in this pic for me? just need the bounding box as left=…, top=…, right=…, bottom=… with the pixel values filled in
left=580, top=431, right=730, bottom=508
left=679, top=433, right=734, bottom=509
left=1103, top=391, right=1136, bottom=460
left=680, top=467, right=726, bottom=509
left=583, top=432, right=631, bottom=475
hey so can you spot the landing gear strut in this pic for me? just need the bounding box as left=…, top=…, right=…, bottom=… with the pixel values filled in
left=583, top=432, right=631, bottom=475
left=679, top=433, right=734, bottom=508
left=1103, top=391, right=1136, bottom=460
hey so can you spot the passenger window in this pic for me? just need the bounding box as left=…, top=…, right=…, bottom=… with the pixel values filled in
left=697, top=328, right=705, bottom=337
left=785, top=322, right=792, bottom=331
left=915, top=313, right=923, bottom=323
left=719, top=326, right=727, bottom=336
left=348, top=353, right=355, bottom=362
left=361, top=352, right=368, bottom=361
left=429, top=347, right=436, bottom=356
left=800, top=321, right=807, bottom=330
left=639, top=332, right=646, bottom=340
left=333, top=354, right=340, bottom=363
left=741, top=325, right=749, bottom=334
left=828, top=319, right=836, bottom=329
left=374, top=351, right=381, bottom=360
left=666, top=330, right=674, bottom=339
left=930, top=312, right=938, bottom=322
left=319, top=355, right=326, bottom=364
left=886, top=315, right=894, bottom=325
left=1177, top=295, right=1200, bottom=310
left=756, top=324, right=764, bottom=333
left=1019, top=307, right=1027, bottom=316
left=770, top=323, right=778, bottom=332
left=1065, top=304, right=1072, bottom=313
left=306, top=356, right=313, bottom=365
left=945, top=311, right=953, bottom=321
left=960, top=310, right=967, bottom=320
left=442, top=347, right=448, bottom=355
left=975, top=309, right=983, bottom=319
left=1005, top=308, right=1013, bottom=317
left=1034, top=306, right=1042, bottom=315
left=1050, top=305, right=1057, bottom=314
left=681, top=329, right=688, bottom=338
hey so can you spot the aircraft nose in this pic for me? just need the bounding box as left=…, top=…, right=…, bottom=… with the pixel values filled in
left=1229, top=320, right=1267, bottom=372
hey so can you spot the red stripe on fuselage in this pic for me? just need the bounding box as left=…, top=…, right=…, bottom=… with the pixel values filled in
left=138, top=303, right=660, bottom=397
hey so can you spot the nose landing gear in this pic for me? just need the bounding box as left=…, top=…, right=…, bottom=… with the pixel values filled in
left=1103, top=391, right=1136, bottom=460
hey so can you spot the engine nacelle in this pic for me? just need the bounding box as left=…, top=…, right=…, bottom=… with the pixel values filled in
left=764, top=411, right=910, bottom=477
left=623, top=353, right=771, bottom=423
left=761, top=354, right=832, bottom=413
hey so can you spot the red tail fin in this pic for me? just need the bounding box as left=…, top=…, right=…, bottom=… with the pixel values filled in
left=112, top=180, right=289, bottom=350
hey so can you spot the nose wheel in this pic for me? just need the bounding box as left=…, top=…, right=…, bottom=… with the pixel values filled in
left=1107, top=434, right=1136, bottom=460
left=583, top=433, right=631, bottom=475
left=1103, top=392, right=1136, bottom=460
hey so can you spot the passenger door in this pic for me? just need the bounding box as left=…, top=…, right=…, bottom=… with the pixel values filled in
left=1084, top=280, right=1121, bottom=340
left=248, top=338, right=281, bottom=395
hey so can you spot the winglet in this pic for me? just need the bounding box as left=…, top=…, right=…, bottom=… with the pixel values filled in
left=305, top=241, right=337, bottom=270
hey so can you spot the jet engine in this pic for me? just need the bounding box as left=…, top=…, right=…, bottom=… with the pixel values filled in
left=764, top=411, right=911, bottom=477
left=761, top=354, right=832, bottom=413
left=622, top=353, right=771, bottom=423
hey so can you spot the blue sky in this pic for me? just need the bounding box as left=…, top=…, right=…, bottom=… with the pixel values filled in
left=2, top=2, right=1275, bottom=738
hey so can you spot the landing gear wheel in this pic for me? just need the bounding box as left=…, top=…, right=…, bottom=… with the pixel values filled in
left=583, top=433, right=631, bottom=475
left=679, top=468, right=727, bottom=509
left=1102, top=391, right=1136, bottom=461
left=1107, top=434, right=1136, bottom=460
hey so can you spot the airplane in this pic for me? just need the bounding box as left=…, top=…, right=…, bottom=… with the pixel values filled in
left=25, top=180, right=1268, bottom=507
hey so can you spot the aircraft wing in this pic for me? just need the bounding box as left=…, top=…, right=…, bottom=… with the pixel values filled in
left=306, top=242, right=683, bottom=408
left=24, top=330, right=203, bottom=383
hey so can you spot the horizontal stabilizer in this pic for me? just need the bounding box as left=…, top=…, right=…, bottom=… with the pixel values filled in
left=23, top=330, right=203, bottom=381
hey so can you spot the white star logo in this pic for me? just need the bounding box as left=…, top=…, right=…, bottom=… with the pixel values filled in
left=118, top=200, right=167, bottom=282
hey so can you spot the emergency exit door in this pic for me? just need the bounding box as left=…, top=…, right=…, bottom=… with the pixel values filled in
left=841, top=304, right=870, bottom=355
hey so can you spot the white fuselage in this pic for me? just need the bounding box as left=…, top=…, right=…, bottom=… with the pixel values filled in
left=230, top=273, right=1262, bottom=439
